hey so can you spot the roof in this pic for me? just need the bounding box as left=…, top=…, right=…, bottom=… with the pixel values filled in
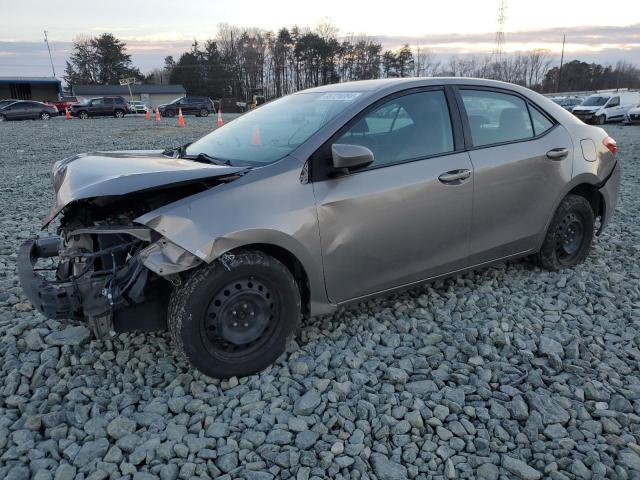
left=72, top=84, right=186, bottom=96
left=0, top=76, right=61, bottom=84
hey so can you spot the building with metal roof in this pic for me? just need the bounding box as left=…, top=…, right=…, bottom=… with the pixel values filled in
left=72, top=84, right=186, bottom=108
left=0, top=77, right=62, bottom=102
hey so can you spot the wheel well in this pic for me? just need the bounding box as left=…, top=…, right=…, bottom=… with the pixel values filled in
left=232, top=243, right=310, bottom=315
left=568, top=183, right=604, bottom=219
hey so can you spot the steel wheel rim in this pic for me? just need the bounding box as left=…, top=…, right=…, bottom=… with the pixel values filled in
left=201, top=277, right=277, bottom=357
left=555, top=212, right=586, bottom=264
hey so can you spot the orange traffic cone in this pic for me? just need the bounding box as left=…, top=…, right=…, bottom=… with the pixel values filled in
left=251, top=126, right=261, bottom=145
left=217, top=107, right=224, bottom=127
left=155, top=108, right=161, bottom=122
left=65, top=107, right=71, bottom=120
left=177, top=108, right=185, bottom=127
left=145, top=109, right=151, bottom=120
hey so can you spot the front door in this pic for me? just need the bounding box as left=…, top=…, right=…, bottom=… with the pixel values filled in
left=313, top=89, right=474, bottom=303
left=456, top=88, right=574, bottom=265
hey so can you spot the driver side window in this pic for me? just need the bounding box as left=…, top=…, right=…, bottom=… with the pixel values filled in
left=335, top=90, right=454, bottom=168
left=608, top=97, right=620, bottom=108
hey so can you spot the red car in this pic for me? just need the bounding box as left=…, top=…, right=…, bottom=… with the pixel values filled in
left=50, top=96, right=79, bottom=115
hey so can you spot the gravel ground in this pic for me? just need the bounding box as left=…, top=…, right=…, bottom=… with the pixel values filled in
left=0, top=116, right=639, bottom=480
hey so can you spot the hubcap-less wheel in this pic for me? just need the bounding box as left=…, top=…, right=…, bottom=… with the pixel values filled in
left=555, top=212, right=585, bottom=265
left=199, top=108, right=209, bottom=117
left=203, top=278, right=275, bottom=353
left=40, top=112, right=50, bottom=120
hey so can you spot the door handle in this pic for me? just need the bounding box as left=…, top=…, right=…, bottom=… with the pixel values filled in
left=546, top=148, right=569, bottom=160
left=438, top=169, right=471, bottom=184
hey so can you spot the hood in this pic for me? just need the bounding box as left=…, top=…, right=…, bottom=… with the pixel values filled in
left=572, top=106, right=599, bottom=112
left=43, top=150, right=247, bottom=226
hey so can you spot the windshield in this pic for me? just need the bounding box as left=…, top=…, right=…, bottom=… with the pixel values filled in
left=582, top=96, right=609, bottom=107
left=185, top=91, right=361, bottom=165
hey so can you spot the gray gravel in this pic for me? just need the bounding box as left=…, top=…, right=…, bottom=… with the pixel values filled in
left=1, top=116, right=639, bottom=479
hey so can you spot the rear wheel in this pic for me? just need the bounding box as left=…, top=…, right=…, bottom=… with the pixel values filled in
left=114, top=109, right=125, bottom=118
left=535, top=194, right=594, bottom=271
left=165, top=109, right=175, bottom=118
left=168, top=250, right=301, bottom=378
left=40, top=111, right=51, bottom=120
left=78, top=111, right=89, bottom=119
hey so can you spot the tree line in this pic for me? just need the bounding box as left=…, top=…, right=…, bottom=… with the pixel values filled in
left=64, top=26, right=640, bottom=100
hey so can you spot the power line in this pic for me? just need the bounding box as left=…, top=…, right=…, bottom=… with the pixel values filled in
left=494, top=0, right=507, bottom=62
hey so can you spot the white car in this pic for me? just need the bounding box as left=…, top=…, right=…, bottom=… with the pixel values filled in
left=128, top=101, right=149, bottom=114
left=573, top=91, right=640, bottom=125
left=624, top=104, right=640, bottom=124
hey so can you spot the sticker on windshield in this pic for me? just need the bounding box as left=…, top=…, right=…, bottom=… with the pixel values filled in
left=318, top=92, right=361, bottom=102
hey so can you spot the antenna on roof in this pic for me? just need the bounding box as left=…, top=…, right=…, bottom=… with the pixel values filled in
left=44, top=30, right=56, bottom=78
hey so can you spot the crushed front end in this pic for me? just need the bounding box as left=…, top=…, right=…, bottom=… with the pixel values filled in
left=18, top=213, right=180, bottom=337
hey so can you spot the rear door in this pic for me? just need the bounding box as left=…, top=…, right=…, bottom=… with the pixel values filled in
left=456, top=87, right=573, bottom=265
left=103, top=98, right=115, bottom=116
left=313, top=87, right=474, bottom=303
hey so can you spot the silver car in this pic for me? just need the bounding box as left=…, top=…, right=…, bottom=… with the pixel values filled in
left=18, top=78, right=621, bottom=378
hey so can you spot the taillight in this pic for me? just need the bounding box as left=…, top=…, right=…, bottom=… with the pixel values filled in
left=603, top=136, right=617, bottom=155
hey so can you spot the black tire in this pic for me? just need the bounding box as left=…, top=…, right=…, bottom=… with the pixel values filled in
left=0, top=114, right=5, bottom=122
left=595, top=115, right=605, bottom=125
left=168, top=250, right=301, bottom=378
left=164, top=109, right=175, bottom=118
left=199, top=108, right=209, bottom=117
left=535, top=194, right=594, bottom=271
left=40, top=111, right=51, bottom=120
left=78, top=111, right=89, bottom=119
left=114, top=109, right=125, bottom=118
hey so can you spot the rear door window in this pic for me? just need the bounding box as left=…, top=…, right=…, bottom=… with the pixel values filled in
left=460, top=89, right=534, bottom=147
left=104, top=98, right=114, bottom=106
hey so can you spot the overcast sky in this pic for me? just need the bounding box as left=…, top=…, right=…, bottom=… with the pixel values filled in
left=1, top=0, right=639, bottom=76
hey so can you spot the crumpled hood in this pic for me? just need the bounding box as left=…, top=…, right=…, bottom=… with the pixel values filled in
left=43, top=150, right=247, bottom=226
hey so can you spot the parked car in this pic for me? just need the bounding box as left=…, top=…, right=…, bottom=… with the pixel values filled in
left=128, top=101, right=149, bottom=114
left=18, top=78, right=620, bottom=378
left=573, top=91, right=640, bottom=124
left=552, top=96, right=584, bottom=112
left=51, top=96, right=79, bottom=115
left=0, top=100, right=58, bottom=121
left=624, top=104, right=640, bottom=124
left=71, top=96, right=130, bottom=119
left=158, top=96, right=215, bottom=117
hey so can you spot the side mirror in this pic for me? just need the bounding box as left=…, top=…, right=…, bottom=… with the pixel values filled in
left=331, top=144, right=374, bottom=172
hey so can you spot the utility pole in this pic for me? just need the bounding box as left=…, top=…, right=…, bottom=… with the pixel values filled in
left=44, top=30, right=56, bottom=77
left=556, top=34, right=566, bottom=93
left=494, top=0, right=507, bottom=80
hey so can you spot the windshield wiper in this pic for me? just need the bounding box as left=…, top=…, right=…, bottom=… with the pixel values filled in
left=182, top=152, right=232, bottom=166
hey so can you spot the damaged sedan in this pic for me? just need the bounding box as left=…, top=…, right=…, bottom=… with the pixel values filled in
left=19, top=78, right=620, bottom=378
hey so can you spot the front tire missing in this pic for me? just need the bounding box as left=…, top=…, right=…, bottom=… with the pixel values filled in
left=168, top=250, right=301, bottom=378
left=535, top=194, right=594, bottom=271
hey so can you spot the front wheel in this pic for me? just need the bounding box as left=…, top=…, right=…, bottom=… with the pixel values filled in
left=168, top=250, right=301, bottom=378
left=40, top=112, right=51, bottom=120
left=164, top=109, right=175, bottom=118
left=595, top=115, right=605, bottom=125
left=0, top=114, right=5, bottom=122
left=535, top=194, right=594, bottom=271
left=199, top=108, right=209, bottom=117
left=78, top=111, right=89, bottom=119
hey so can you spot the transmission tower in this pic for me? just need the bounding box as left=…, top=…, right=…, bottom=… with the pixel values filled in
left=494, top=0, right=507, bottom=62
